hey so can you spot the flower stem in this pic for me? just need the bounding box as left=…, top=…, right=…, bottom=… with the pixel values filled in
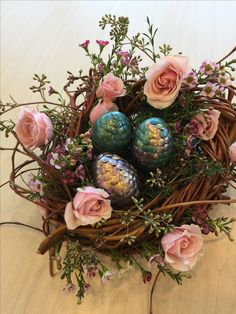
left=149, top=270, right=161, bottom=314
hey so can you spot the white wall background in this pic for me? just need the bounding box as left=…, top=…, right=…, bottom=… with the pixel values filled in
left=1, top=1, right=236, bottom=103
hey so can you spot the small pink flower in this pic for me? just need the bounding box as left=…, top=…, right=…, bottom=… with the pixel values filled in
left=217, top=73, right=231, bottom=87
left=27, top=173, right=43, bottom=194
left=61, top=170, right=76, bottom=185
left=98, top=63, right=104, bottom=74
left=199, top=60, right=219, bottom=75
left=190, top=109, right=220, bottom=140
left=62, top=283, right=77, bottom=295
left=89, top=99, right=119, bottom=125
left=101, top=271, right=115, bottom=284
left=84, top=283, right=90, bottom=290
left=229, top=141, right=236, bottom=162
left=201, top=82, right=218, bottom=97
left=79, top=40, right=90, bottom=49
left=96, top=73, right=126, bottom=101
left=116, top=50, right=131, bottom=66
left=48, top=86, right=56, bottom=96
left=173, top=121, right=183, bottom=134
left=49, top=153, right=66, bottom=169
left=143, top=271, right=152, bottom=284
left=75, top=164, right=86, bottom=180
left=144, top=55, right=189, bottom=109
left=182, top=71, right=198, bottom=88
left=96, top=40, right=109, bottom=46
left=87, top=265, right=98, bottom=278
left=15, top=107, right=53, bottom=150
left=64, top=186, right=112, bottom=230
left=161, top=224, right=204, bottom=271
left=148, top=254, right=165, bottom=269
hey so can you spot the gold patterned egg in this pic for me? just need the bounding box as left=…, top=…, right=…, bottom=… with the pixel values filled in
left=93, top=153, right=139, bottom=205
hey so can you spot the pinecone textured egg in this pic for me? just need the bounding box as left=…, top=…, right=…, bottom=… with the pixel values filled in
left=93, top=153, right=139, bottom=205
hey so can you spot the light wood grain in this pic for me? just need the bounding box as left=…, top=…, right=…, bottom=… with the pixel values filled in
left=1, top=1, right=236, bottom=314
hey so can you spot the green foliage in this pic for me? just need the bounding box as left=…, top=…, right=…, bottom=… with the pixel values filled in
left=142, top=210, right=174, bottom=237
left=206, top=216, right=235, bottom=239
left=29, top=74, right=50, bottom=99
left=159, top=265, right=191, bottom=285
left=0, top=120, right=15, bottom=137
left=61, top=241, right=103, bottom=304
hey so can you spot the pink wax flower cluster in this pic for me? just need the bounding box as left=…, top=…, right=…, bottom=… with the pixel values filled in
left=192, top=206, right=210, bottom=235
left=96, top=40, right=109, bottom=46
left=15, top=107, right=53, bottom=150
left=79, top=40, right=90, bottom=49
left=161, top=224, right=204, bottom=271
left=182, top=71, right=198, bottom=88
left=27, top=173, right=43, bottom=195
left=199, top=60, right=219, bottom=75
left=45, top=137, right=91, bottom=185
left=144, top=55, right=189, bottom=109
left=201, top=82, right=218, bottom=98
left=116, top=50, right=131, bottom=66
left=64, top=186, right=112, bottom=229
left=90, top=73, right=125, bottom=124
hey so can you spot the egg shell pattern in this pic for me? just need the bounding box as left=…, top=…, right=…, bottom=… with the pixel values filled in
left=133, top=117, right=173, bottom=169
left=93, top=153, right=139, bottom=205
left=92, top=111, right=131, bottom=155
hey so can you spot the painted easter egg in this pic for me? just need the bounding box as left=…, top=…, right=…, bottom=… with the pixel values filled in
left=133, top=117, right=173, bottom=169
left=92, top=112, right=131, bottom=155
left=93, top=153, right=139, bottom=205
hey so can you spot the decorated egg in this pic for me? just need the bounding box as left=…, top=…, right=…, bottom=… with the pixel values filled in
left=92, top=112, right=131, bottom=155
left=93, top=153, right=139, bottom=205
left=133, top=117, right=173, bottom=169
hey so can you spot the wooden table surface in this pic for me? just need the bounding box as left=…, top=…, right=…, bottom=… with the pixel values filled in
left=1, top=1, right=236, bottom=314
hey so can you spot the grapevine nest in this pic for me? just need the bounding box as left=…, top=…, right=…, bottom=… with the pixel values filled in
left=6, top=53, right=236, bottom=275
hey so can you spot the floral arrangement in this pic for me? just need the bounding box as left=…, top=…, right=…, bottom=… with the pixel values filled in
left=1, top=15, right=236, bottom=312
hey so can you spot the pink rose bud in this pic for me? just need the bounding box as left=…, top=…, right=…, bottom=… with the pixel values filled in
left=229, top=141, right=236, bottom=162
left=96, top=73, right=126, bottom=100
left=144, top=55, right=189, bottom=109
left=190, top=109, right=220, bottom=140
left=64, top=186, right=112, bottom=229
left=161, top=224, right=204, bottom=271
left=15, top=107, right=53, bottom=150
left=89, top=100, right=119, bottom=125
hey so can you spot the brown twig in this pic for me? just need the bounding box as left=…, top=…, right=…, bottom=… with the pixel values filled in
left=149, top=270, right=161, bottom=314
left=217, top=46, right=236, bottom=63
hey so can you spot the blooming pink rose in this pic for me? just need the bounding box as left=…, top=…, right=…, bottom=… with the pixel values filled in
left=161, top=224, right=203, bottom=271
left=96, top=73, right=126, bottom=100
left=229, top=141, right=236, bottom=162
left=89, top=100, right=119, bottom=125
left=64, top=186, right=112, bottom=229
left=15, top=107, right=53, bottom=149
left=144, top=55, right=189, bottom=109
left=191, top=109, right=220, bottom=140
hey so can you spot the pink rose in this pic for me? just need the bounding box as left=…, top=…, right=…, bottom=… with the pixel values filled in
left=229, top=141, right=236, bottom=162
left=96, top=73, right=126, bottom=100
left=161, top=224, right=203, bottom=271
left=144, top=55, right=189, bottom=109
left=89, top=99, right=119, bottom=125
left=191, top=109, right=220, bottom=140
left=15, top=107, right=53, bottom=149
left=64, top=186, right=112, bottom=229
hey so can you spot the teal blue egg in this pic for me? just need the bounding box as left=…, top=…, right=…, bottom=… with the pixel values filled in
left=133, top=117, right=173, bottom=169
left=92, top=112, right=131, bottom=155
